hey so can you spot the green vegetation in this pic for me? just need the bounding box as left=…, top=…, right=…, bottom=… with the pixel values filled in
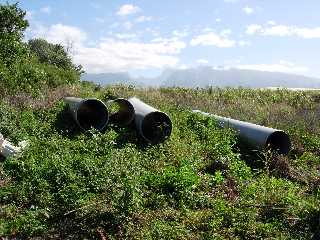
left=0, top=3, right=81, bottom=96
left=0, top=86, right=319, bottom=239
left=0, top=2, right=319, bottom=240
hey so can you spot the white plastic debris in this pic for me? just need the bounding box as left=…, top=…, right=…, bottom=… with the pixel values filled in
left=0, top=133, right=28, bottom=158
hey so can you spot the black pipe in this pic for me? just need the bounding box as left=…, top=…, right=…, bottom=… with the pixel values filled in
left=64, top=97, right=109, bottom=131
left=128, top=97, right=172, bottom=144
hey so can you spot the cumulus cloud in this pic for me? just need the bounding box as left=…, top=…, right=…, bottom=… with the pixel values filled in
left=115, top=33, right=137, bottom=39
left=31, top=23, right=87, bottom=48
left=267, top=20, right=276, bottom=25
left=117, top=4, right=141, bottom=16
left=74, top=38, right=186, bottom=73
left=30, top=23, right=186, bottom=73
left=243, top=6, right=254, bottom=15
left=246, top=23, right=320, bottom=38
left=246, top=24, right=262, bottom=35
left=236, top=61, right=309, bottom=74
left=190, top=31, right=236, bottom=48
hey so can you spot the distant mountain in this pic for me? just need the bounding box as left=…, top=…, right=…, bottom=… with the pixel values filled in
left=161, top=66, right=320, bottom=88
left=81, top=67, right=320, bottom=88
left=81, top=72, right=143, bottom=86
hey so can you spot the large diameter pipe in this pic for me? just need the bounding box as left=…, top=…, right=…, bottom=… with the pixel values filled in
left=64, top=97, right=109, bottom=131
left=107, top=98, right=135, bottom=126
left=128, top=97, right=172, bottom=144
left=193, top=110, right=291, bottom=155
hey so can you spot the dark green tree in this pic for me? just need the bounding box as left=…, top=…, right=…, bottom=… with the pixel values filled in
left=0, top=2, right=29, bottom=65
left=28, top=38, right=83, bottom=74
left=0, top=2, right=29, bottom=39
left=0, top=2, right=81, bottom=95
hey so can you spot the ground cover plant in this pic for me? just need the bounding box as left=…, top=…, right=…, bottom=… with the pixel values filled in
left=0, top=84, right=319, bottom=239
left=0, top=2, right=319, bottom=239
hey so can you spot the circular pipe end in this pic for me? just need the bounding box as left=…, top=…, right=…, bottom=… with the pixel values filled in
left=266, top=131, right=291, bottom=155
left=141, top=111, right=172, bottom=144
left=108, top=99, right=135, bottom=126
left=76, top=99, right=109, bottom=131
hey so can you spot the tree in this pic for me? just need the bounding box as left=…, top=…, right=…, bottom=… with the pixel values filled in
left=28, top=38, right=84, bottom=74
left=0, top=2, right=29, bottom=65
left=0, top=2, right=29, bottom=40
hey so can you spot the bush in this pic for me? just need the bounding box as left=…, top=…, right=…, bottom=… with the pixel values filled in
left=28, top=38, right=83, bottom=74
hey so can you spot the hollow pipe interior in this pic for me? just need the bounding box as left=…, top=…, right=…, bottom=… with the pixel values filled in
left=76, top=99, right=109, bottom=131
left=108, top=98, right=135, bottom=126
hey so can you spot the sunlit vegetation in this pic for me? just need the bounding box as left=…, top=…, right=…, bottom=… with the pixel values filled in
left=0, top=2, right=319, bottom=239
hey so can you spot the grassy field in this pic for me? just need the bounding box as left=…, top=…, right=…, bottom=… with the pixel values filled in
left=0, top=84, right=319, bottom=239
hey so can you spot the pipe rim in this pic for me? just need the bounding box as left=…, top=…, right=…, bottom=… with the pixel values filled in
left=108, top=98, right=135, bottom=126
left=76, top=99, right=109, bottom=131
left=141, top=111, right=172, bottom=144
left=265, top=130, right=291, bottom=155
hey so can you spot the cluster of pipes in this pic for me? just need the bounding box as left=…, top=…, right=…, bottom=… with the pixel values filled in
left=63, top=97, right=173, bottom=144
left=0, top=97, right=291, bottom=159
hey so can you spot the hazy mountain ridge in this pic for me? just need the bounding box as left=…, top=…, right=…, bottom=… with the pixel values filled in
left=81, top=72, right=143, bottom=86
left=81, top=66, right=320, bottom=88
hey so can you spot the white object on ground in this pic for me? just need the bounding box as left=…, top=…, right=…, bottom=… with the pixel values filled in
left=0, top=134, right=28, bottom=158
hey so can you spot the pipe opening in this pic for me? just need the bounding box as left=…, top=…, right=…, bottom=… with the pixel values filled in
left=141, top=112, right=172, bottom=144
left=108, top=99, right=135, bottom=126
left=266, top=131, right=291, bottom=155
left=77, top=99, right=109, bottom=131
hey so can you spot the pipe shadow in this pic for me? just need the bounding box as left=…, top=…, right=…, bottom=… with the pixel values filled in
left=53, top=106, right=163, bottom=150
left=106, top=123, right=151, bottom=151
left=53, top=106, right=82, bottom=139
left=234, top=139, right=266, bottom=171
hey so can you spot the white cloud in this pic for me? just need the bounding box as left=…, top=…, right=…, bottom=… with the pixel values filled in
left=178, top=64, right=189, bottom=70
left=117, top=4, right=141, bottom=16
left=220, top=29, right=232, bottom=36
left=28, top=22, right=186, bottom=73
left=267, top=20, right=276, bottom=25
left=236, top=61, right=309, bottom=74
left=293, top=27, right=320, bottom=38
left=135, top=16, right=152, bottom=23
left=246, top=23, right=320, bottom=38
left=31, top=23, right=87, bottom=48
left=190, top=31, right=236, bottom=48
left=40, top=6, right=51, bottom=14
left=216, top=18, right=221, bottom=23
left=243, top=6, right=254, bottom=15
left=197, top=59, right=209, bottom=64
left=203, top=27, right=214, bottom=32
left=115, top=33, right=137, bottom=39
left=74, top=38, right=186, bottom=73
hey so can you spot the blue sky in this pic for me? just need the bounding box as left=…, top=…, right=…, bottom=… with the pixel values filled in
left=2, top=0, right=320, bottom=78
